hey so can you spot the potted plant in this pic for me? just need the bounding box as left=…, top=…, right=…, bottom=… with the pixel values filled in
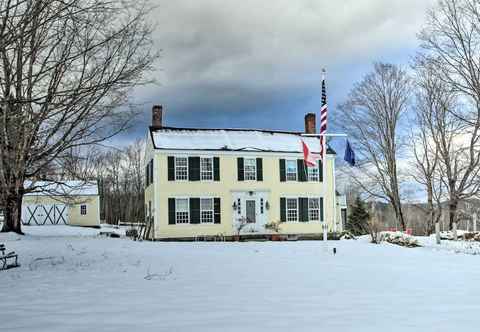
left=264, top=221, right=282, bottom=241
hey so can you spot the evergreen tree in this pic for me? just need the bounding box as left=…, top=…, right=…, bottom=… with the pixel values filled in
left=347, top=197, right=370, bottom=236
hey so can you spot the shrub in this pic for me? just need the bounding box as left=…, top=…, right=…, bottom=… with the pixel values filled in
left=346, top=197, right=370, bottom=236
left=264, top=221, right=282, bottom=233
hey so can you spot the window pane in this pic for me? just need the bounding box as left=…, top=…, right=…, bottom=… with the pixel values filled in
left=201, top=158, right=213, bottom=180
left=308, top=165, right=319, bottom=181
left=286, top=198, right=298, bottom=222
left=176, top=198, right=188, bottom=212
left=244, top=158, right=256, bottom=180
left=175, top=157, right=188, bottom=180
left=286, top=160, right=297, bottom=181
left=308, top=198, right=320, bottom=221
left=200, top=198, right=214, bottom=223
left=245, top=158, right=256, bottom=167
left=176, top=198, right=189, bottom=224
left=309, top=198, right=319, bottom=209
left=287, top=199, right=297, bottom=209
left=200, top=198, right=213, bottom=210
left=201, top=211, right=213, bottom=223
left=176, top=212, right=189, bottom=224
left=286, top=160, right=296, bottom=172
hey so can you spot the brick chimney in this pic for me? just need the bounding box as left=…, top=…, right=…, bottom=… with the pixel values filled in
left=304, top=113, right=316, bottom=134
left=152, top=105, right=163, bottom=128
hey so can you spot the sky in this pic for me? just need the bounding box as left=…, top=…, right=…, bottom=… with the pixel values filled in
left=115, top=0, right=437, bottom=145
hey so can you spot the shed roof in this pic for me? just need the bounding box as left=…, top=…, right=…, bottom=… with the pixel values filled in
left=24, top=181, right=99, bottom=196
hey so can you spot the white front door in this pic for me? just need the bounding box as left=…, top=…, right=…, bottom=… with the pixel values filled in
left=232, top=191, right=269, bottom=234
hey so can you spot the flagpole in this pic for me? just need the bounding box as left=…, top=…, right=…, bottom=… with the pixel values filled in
left=321, top=69, right=328, bottom=242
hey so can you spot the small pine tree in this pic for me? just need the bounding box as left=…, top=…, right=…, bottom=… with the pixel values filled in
left=347, top=197, right=370, bottom=236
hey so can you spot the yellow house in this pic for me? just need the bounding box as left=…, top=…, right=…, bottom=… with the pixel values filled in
left=22, top=181, right=100, bottom=227
left=145, top=105, right=345, bottom=240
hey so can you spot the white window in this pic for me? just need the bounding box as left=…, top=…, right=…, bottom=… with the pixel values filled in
left=286, top=160, right=297, bottom=181
left=200, top=157, right=213, bottom=181
left=244, top=158, right=256, bottom=180
left=286, top=198, right=298, bottom=222
left=175, top=157, right=188, bottom=180
left=80, top=204, right=87, bottom=215
left=308, top=163, right=319, bottom=182
left=175, top=198, right=189, bottom=224
left=200, top=198, right=214, bottom=223
left=308, top=198, right=320, bottom=221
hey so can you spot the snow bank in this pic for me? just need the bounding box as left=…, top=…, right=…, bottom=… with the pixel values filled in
left=419, top=235, right=480, bottom=255
left=1, top=227, right=480, bottom=331
left=382, top=231, right=420, bottom=248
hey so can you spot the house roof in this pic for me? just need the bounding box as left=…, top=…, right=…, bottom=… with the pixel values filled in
left=150, top=126, right=336, bottom=154
left=24, top=181, right=99, bottom=196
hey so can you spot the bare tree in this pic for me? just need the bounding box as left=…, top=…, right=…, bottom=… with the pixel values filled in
left=337, top=63, right=411, bottom=231
left=123, top=140, right=145, bottom=223
left=419, top=0, right=480, bottom=229
left=411, top=59, right=446, bottom=234
left=94, top=139, right=145, bottom=225
left=0, top=0, right=157, bottom=233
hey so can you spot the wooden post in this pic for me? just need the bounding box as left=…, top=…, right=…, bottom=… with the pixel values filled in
left=453, top=222, right=458, bottom=241
left=323, top=223, right=328, bottom=242
left=474, top=212, right=477, bottom=233
left=435, top=222, right=441, bottom=245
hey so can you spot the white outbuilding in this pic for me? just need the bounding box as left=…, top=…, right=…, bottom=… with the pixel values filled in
left=21, top=181, right=100, bottom=227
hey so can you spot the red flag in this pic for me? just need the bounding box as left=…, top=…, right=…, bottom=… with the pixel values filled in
left=302, top=140, right=320, bottom=167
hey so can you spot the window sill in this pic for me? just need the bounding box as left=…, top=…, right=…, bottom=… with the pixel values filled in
left=171, top=223, right=219, bottom=226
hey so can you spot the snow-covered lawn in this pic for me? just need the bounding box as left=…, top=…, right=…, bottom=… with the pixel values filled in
left=1, top=226, right=480, bottom=331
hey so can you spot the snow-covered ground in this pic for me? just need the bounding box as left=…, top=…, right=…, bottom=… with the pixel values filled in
left=1, top=226, right=480, bottom=331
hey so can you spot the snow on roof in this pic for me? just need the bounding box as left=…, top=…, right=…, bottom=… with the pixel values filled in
left=150, top=127, right=336, bottom=154
left=24, top=180, right=99, bottom=196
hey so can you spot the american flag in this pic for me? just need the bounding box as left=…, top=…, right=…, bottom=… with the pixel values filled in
left=319, top=73, right=328, bottom=160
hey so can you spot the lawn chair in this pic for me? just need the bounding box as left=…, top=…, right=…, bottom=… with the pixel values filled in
left=0, top=244, right=19, bottom=270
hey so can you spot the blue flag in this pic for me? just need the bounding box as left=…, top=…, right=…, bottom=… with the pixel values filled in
left=344, top=140, right=356, bottom=166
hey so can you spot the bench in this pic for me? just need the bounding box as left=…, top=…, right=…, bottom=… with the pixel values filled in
left=0, top=244, right=19, bottom=270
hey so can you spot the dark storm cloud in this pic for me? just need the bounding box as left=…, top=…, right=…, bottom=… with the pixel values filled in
left=114, top=0, right=436, bottom=144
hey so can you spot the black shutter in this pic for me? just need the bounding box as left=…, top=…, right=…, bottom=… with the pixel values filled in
left=280, top=198, right=286, bottom=222
left=168, top=157, right=175, bottom=181
left=168, top=198, right=176, bottom=224
left=150, top=160, right=154, bottom=184
left=214, top=198, right=221, bottom=224
left=256, top=158, right=263, bottom=181
left=319, top=160, right=323, bottom=182
left=190, top=198, right=200, bottom=224
left=145, top=165, right=149, bottom=186
left=237, top=158, right=244, bottom=181
left=189, top=157, right=200, bottom=181
left=320, top=197, right=324, bottom=221
left=279, top=159, right=286, bottom=182
left=299, top=198, right=309, bottom=222
left=214, top=157, right=220, bottom=181
left=297, top=159, right=307, bottom=182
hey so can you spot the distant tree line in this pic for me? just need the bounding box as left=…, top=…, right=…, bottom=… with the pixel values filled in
left=95, top=140, right=145, bottom=225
